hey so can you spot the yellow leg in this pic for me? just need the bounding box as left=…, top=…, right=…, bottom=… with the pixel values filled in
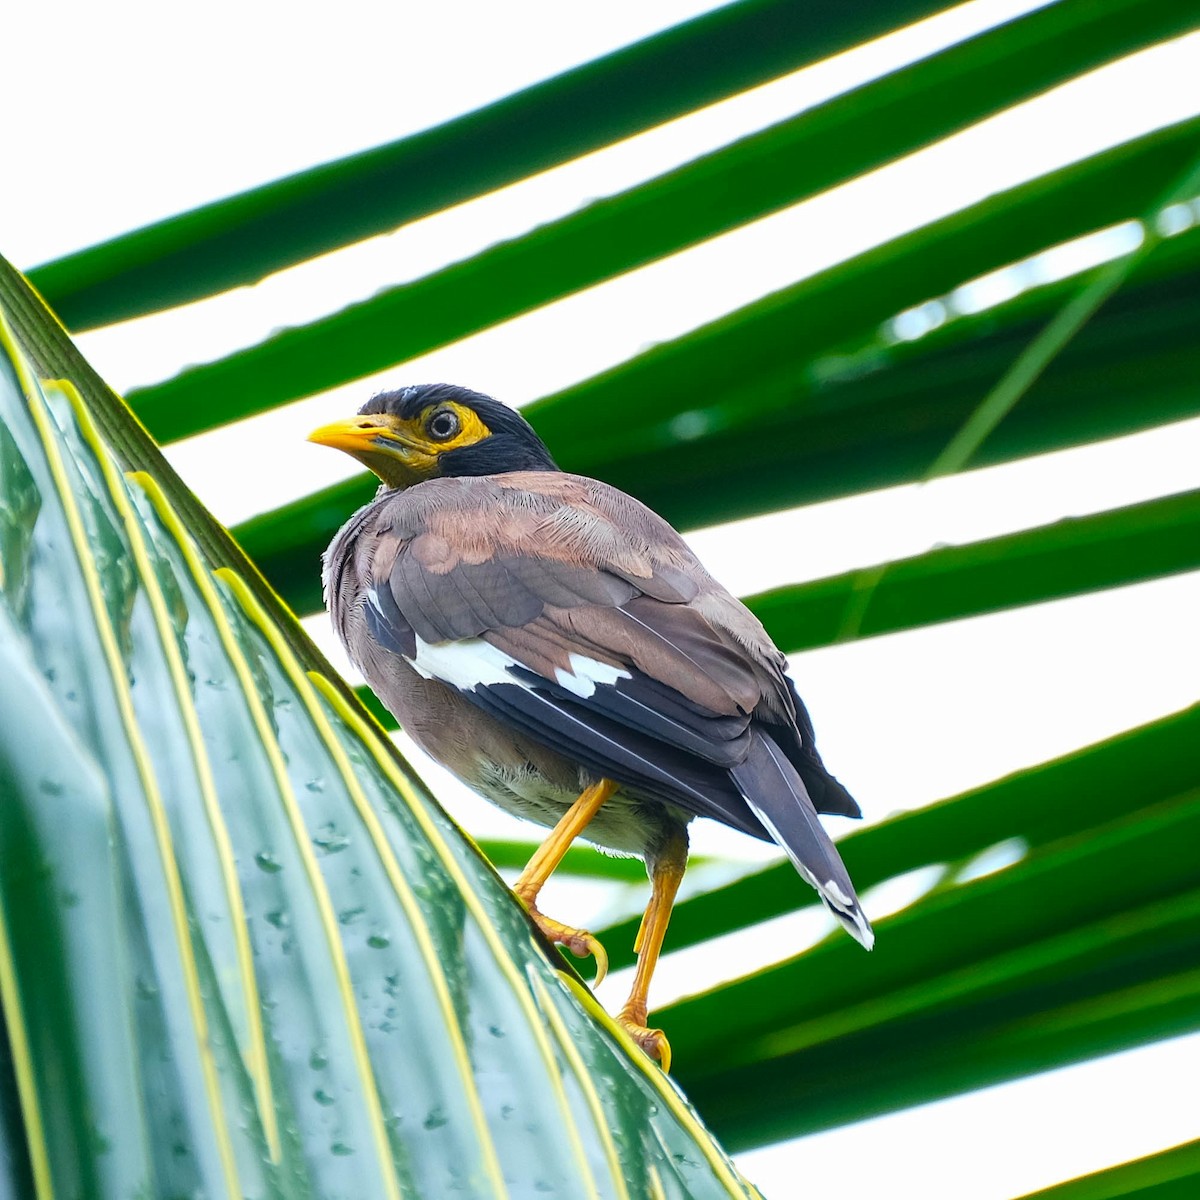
left=617, top=824, right=688, bottom=1072
left=513, top=778, right=617, bottom=984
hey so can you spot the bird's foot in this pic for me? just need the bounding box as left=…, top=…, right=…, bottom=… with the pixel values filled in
left=617, top=1002, right=672, bottom=1073
left=520, top=899, right=608, bottom=987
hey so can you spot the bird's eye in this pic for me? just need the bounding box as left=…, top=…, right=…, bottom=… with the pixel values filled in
left=426, top=408, right=461, bottom=442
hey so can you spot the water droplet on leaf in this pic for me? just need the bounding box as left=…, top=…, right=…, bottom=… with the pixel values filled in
left=313, top=822, right=349, bottom=854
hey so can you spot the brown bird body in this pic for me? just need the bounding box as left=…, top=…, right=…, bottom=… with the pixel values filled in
left=327, top=473, right=698, bottom=859
left=312, top=384, right=872, bottom=1067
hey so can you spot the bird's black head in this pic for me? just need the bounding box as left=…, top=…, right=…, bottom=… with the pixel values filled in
left=307, top=383, right=559, bottom=488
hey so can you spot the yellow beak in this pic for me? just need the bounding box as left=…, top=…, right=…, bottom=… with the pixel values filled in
left=307, top=416, right=397, bottom=454
left=308, top=414, right=435, bottom=487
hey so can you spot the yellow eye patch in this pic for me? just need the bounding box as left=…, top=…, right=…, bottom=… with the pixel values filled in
left=420, top=401, right=491, bottom=452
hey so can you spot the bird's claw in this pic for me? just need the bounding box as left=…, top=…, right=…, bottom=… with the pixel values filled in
left=523, top=902, right=609, bottom=988
left=558, top=927, right=609, bottom=989
left=616, top=1011, right=672, bottom=1073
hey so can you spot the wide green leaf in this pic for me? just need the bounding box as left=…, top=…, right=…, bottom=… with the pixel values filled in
left=0, top=254, right=761, bottom=1197
left=1018, top=1140, right=1200, bottom=1199
left=121, top=0, right=1199, bottom=444
left=750, top=487, right=1200, bottom=653
left=525, top=120, right=1200, bottom=495
left=600, top=705, right=1200, bottom=969
left=27, top=0, right=952, bottom=330
left=234, top=116, right=1200, bottom=612
left=659, top=707, right=1200, bottom=1147
left=574, top=245, right=1200, bottom=533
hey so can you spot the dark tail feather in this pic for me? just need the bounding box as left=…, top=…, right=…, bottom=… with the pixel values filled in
left=731, top=731, right=874, bottom=950
left=783, top=677, right=862, bottom=818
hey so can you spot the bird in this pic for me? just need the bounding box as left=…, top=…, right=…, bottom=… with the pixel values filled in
left=309, top=383, right=872, bottom=1069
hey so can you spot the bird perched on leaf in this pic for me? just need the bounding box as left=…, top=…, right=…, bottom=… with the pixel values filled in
left=310, top=383, right=872, bottom=1069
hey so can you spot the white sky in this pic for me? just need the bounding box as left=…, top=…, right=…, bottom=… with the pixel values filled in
left=4, top=1, right=1199, bottom=1196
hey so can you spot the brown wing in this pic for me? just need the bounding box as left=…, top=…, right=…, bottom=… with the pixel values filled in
left=341, top=473, right=857, bottom=818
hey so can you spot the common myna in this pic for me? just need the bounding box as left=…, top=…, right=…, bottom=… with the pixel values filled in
left=311, top=384, right=872, bottom=1068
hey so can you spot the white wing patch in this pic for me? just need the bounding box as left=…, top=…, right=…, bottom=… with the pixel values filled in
left=409, top=635, right=522, bottom=690
left=408, top=635, right=631, bottom=699
left=554, top=653, right=632, bottom=698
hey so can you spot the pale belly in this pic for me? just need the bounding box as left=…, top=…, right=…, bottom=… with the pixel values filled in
left=358, top=646, right=691, bottom=861
left=470, top=757, right=682, bottom=859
